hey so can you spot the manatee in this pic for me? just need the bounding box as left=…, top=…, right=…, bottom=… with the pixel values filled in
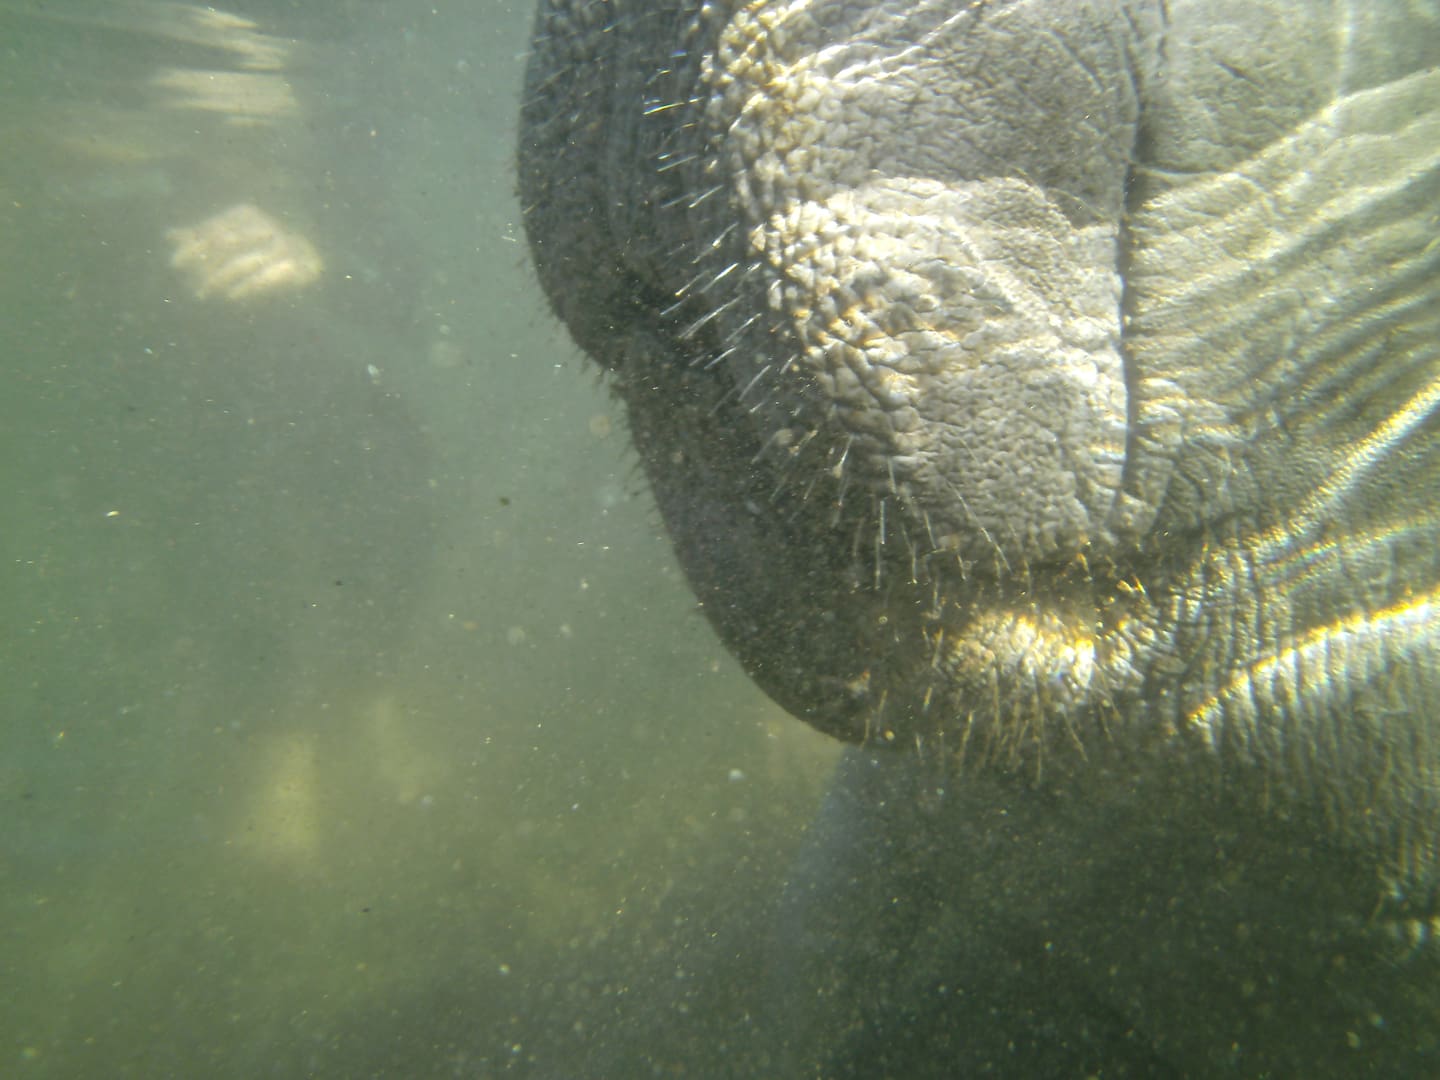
left=518, top=0, right=1440, bottom=1072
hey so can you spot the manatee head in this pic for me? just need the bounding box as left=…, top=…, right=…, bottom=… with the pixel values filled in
left=520, top=0, right=1440, bottom=930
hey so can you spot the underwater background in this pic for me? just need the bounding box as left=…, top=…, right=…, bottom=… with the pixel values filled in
left=0, top=2, right=839, bottom=1073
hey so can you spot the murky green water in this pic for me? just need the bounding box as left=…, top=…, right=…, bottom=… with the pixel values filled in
left=0, top=3, right=838, bottom=1074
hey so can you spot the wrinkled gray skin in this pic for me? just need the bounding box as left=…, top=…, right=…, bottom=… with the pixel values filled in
left=520, top=0, right=1440, bottom=1073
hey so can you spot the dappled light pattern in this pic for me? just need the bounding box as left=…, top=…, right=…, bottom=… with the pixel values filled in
left=167, top=203, right=322, bottom=300
left=148, top=3, right=292, bottom=72
left=150, top=67, right=298, bottom=125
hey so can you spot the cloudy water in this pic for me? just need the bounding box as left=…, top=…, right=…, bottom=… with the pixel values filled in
left=0, top=3, right=838, bottom=1074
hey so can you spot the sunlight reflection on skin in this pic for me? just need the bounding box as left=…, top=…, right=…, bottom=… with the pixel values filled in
left=167, top=203, right=322, bottom=301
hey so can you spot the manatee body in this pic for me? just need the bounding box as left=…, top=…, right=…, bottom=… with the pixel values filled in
left=519, top=1, right=1440, bottom=1072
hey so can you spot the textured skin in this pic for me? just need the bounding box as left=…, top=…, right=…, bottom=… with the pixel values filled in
left=519, top=0, right=1440, bottom=1071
